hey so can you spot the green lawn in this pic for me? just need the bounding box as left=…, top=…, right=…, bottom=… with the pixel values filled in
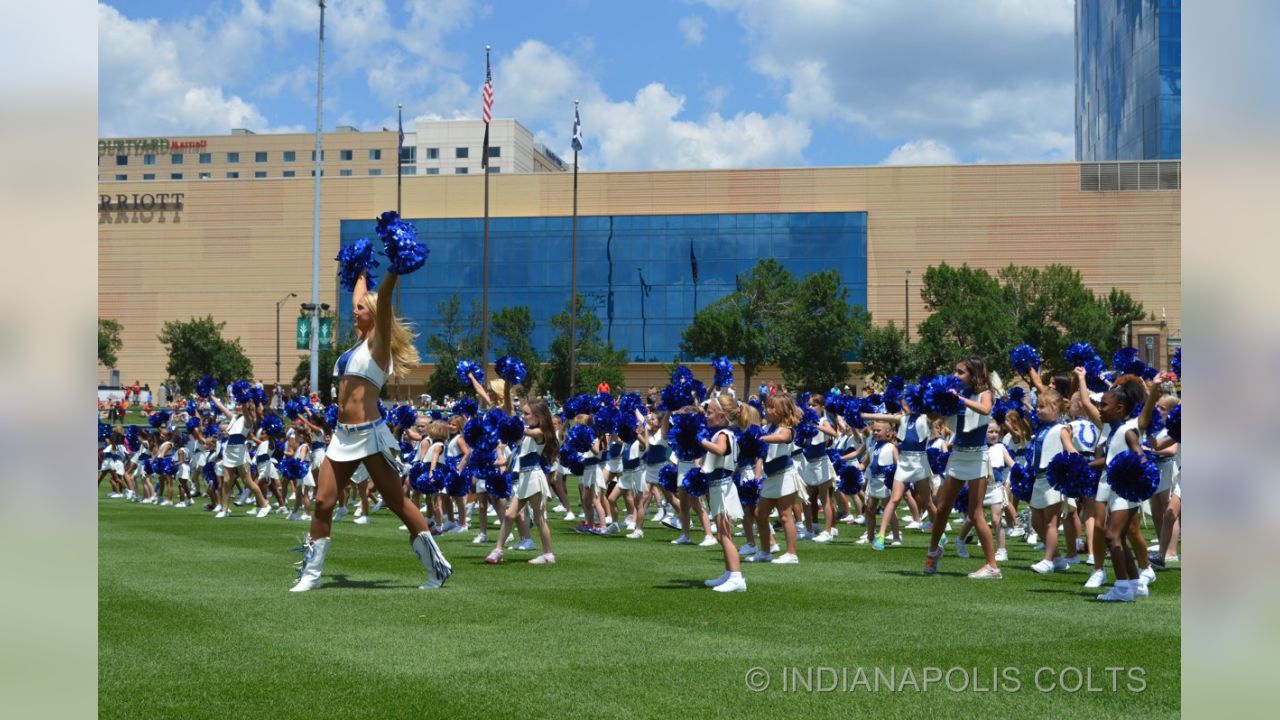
left=99, top=488, right=1179, bottom=719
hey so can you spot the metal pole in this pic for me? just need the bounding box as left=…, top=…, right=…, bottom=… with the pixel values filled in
left=395, top=103, right=403, bottom=400
left=568, top=100, right=580, bottom=395
left=276, top=292, right=297, bottom=387
left=309, top=0, right=325, bottom=394
left=904, top=268, right=911, bottom=342
left=481, top=46, right=491, bottom=380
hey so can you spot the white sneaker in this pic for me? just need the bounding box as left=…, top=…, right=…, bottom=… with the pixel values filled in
left=449, top=524, right=469, bottom=534
left=299, top=513, right=311, bottom=521
left=1134, top=580, right=1150, bottom=598
left=995, top=548, right=1008, bottom=562
left=773, top=553, right=799, bottom=564
left=605, top=522, right=621, bottom=535
left=440, top=520, right=457, bottom=532
left=287, top=512, right=300, bottom=521
left=751, top=551, right=773, bottom=563
left=552, top=504, right=567, bottom=513
left=919, top=521, right=933, bottom=532
left=1140, top=566, right=1156, bottom=585
left=1034, top=542, right=1045, bottom=551
left=1007, top=526, right=1025, bottom=538
left=698, top=535, right=718, bottom=547
left=1025, top=531, right=1038, bottom=544
left=1086, top=554, right=1095, bottom=564
left=1052, top=557, right=1070, bottom=572
left=1097, top=583, right=1135, bottom=602
left=465, top=533, right=485, bottom=545
left=796, top=529, right=813, bottom=541
left=107, top=492, right=122, bottom=499
left=905, top=519, right=922, bottom=530
left=255, top=506, right=271, bottom=518
left=1084, top=568, right=1108, bottom=588
left=215, top=510, right=229, bottom=518
left=370, top=500, right=384, bottom=514
left=398, top=524, right=408, bottom=531
left=625, top=529, right=644, bottom=539
left=890, top=538, right=902, bottom=547
left=174, top=501, right=188, bottom=508
left=160, top=499, right=173, bottom=506
left=704, top=571, right=731, bottom=587
left=487, top=507, right=498, bottom=517
left=856, top=535, right=869, bottom=545
left=738, top=543, right=758, bottom=556
left=852, top=516, right=865, bottom=525
left=563, top=512, right=576, bottom=522
left=333, top=507, right=348, bottom=522
left=769, top=543, right=780, bottom=553
left=1030, top=559, right=1055, bottom=574
left=353, top=515, right=370, bottom=525
left=624, top=518, right=636, bottom=531
left=671, top=534, right=693, bottom=545
left=830, top=527, right=839, bottom=538
left=955, top=540, right=970, bottom=558
left=813, top=531, right=833, bottom=543
left=713, top=575, right=747, bottom=593
left=513, top=538, right=537, bottom=551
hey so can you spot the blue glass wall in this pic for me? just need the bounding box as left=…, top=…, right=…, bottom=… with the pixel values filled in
left=338, top=212, right=868, bottom=362
left=1076, top=0, right=1180, bottom=160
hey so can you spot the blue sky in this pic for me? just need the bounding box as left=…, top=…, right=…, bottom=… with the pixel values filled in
left=99, top=0, right=1077, bottom=169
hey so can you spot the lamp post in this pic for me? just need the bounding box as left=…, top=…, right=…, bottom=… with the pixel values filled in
left=275, top=292, right=297, bottom=386
left=904, top=268, right=911, bottom=342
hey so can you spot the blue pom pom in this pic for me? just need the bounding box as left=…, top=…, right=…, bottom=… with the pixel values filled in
left=618, top=423, right=638, bottom=443
left=1166, top=404, right=1180, bottom=442
left=901, top=384, right=923, bottom=414
left=593, top=405, right=620, bottom=435
left=147, top=410, right=171, bottom=428
left=711, top=356, right=734, bottom=387
left=836, top=464, right=863, bottom=495
left=736, top=425, right=767, bottom=465
left=494, top=355, right=527, bottom=386
left=953, top=485, right=970, bottom=513
left=260, top=414, right=284, bottom=437
left=1106, top=450, right=1160, bottom=502
left=1007, top=386, right=1027, bottom=408
left=923, top=375, right=966, bottom=416
left=202, top=461, right=218, bottom=487
left=335, top=236, right=379, bottom=291
left=463, top=417, right=491, bottom=449
left=881, top=463, right=897, bottom=486
left=124, top=424, right=140, bottom=448
left=657, top=463, right=678, bottom=493
left=669, top=412, right=707, bottom=461
left=736, top=476, right=762, bottom=506
left=185, top=400, right=197, bottom=415
left=249, top=386, right=266, bottom=405
left=559, top=449, right=585, bottom=476
left=184, top=416, right=200, bottom=432
left=203, top=422, right=220, bottom=439
left=927, top=447, right=950, bottom=475
left=283, top=400, right=303, bottom=419
left=794, top=408, right=820, bottom=444
left=882, top=386, right=903, bottom=414
left=498, top=414, right=525, bottom=445
left=99, top=422, right=112, bottom=441
left=747, top=397, right=764, bottom=416
left=566, top=424, right=596, bottom=453
left=485, top=471, right=514, bottom=500
left=429, top=410, right=444, bottom=420
left=1009, top=344, right=1042, bottom=373
left=444, top=466, right=470, bottom=496
left=196, top=376, right=218, bottom=398
left=1064, top=342, right=1098, bottom=368
left=324, top=404, right=339, bottom=428
left=670, top=366, right=694, bottom=385
left=391, top=404, right=417, bottom=429
left=1170, top=347, right=1181, bottom=377
left=451, top=397, right=478, bottom=418
left=231, top=380, right=252, bottom=404
left=455, top=359, right=485, bottom=386
left=681, top=467, right=709, bottom=497
left=375, top=211, right=429, bottom=276
left=1009, top=463, right=1035, bottom=502
left=409, top=461, right=434, bottom=494
left=1047, top=452, right=1095, bottom=497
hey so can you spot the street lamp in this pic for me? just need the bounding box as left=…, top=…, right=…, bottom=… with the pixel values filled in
left=276, top=292, right=297, bottom=386
left=904, top=269, right=911, bottom=343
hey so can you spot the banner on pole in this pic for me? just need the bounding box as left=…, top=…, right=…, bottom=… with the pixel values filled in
left=296, top=315, right=310, bottom=350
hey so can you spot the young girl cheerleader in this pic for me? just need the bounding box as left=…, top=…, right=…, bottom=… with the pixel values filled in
left=631, top=410, right=670, bottom=539
left=859, top=421, right=899, bottom=546
left=923, top=358, right=1000, bottom=578
left=292, top=256, right=451, bottom=592
left=1149, top=394, right=1181, bottom=569
left=209, top=394, right=271, bottom=518
left=700, top=394, right=747, bottom=592
left=753, top=393, right=805, bottom=564
left=98, top=429, right=128, bottom=498
left=998, top=402, right=1033, bottom=537
left=1146, top=393, right=1180, bottom=562
left=668, top=405, right=717, bottom=547
left=616, top=409, right=647, bottom=537
left=799, top=394, right=839, bottom=543
left=955, top=423, right=1012, bottom=561
left=1026, top=390, right=1078, bottom=574
left=861, top=391, right=938, bottom=551
left=735, top=402, right=772, bottom=560
left=441, top=413, right=471, bottom=534
left=485, top=390, right=559, bottom=565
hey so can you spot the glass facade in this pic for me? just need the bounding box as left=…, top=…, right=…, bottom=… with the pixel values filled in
left=338, top=212, right=868, bottom=363
left=1076, top=0, right=1180, bottom=160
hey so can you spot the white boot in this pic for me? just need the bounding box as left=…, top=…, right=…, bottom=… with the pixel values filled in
left=412, top=531, right=453, bottom=590
left=290, top=537, right=330, bottom=592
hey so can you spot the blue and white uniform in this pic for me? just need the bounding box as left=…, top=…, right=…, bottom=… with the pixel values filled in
left=945, top=393, right=991, bottom=481
left=99, top=442, right=125, bottom=475
left=895, top=413, right=933, bottom=485
left=513, top=434, right=550, bottom=500
left=1095, top=417, right=1143, bottom=512
left=1030, top=420, right=1068, bottom=509
left=619, top=439, right=644, bottom=493
left=760, top=425, right=802, bottom=500
left=866, top=441, right=894, bottom=500
left=325, top=339, right=399, bottom=467
left=221, top=416, right=251, bottom=469
left=799, top=416, right=833, bottom=486
left=642, top=429, right=668, bottom=487
left=703, top=427, right=742, bottom=519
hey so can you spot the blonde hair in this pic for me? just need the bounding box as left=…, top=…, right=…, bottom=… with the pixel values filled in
left=765, top=393, right=803, bottom=427
left=361, top=292, right=419, bottom=378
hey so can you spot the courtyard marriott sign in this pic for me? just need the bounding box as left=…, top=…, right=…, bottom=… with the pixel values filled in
left=99, top=192, right=185, bottom=224
left=98, top=138, right=208, bottom=155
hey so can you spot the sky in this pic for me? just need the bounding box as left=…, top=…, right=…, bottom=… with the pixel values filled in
left=98, top=0, right=1078, bottom=170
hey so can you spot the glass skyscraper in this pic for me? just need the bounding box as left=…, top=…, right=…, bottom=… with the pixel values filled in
left=339, top=211, right=868, bottom=363
left=1075, top=0, right=1181, bottom=161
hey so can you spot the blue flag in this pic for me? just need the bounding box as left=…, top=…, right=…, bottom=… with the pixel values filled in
left=571, top=106, right=583, bottom=152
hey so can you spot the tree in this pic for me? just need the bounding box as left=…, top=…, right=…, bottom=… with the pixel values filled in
left=916, top=263, right=1019, bottom=372
left=157, top=316, right=253, bottom=393
left=541, top=293, right=627, bottom=398
left=773, top=270, right=863, bottom=391
left=424, top=294, right=481, bottom=400
left=490, top=305, right=539, bottom=375
left=856, top=320, right=925, bottom=384
left=98, top=318, right=123, bottom=369
left=680, top=258, right=796, bottom=393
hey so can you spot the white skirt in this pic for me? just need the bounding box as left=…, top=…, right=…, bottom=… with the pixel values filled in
left=983, top=480, right=1006, bottom=506
left=896, top=450, right=932, bottom=485
left=1030, top=476, right=1063, bottom=509
left=866, top=473, right=890, bottom=500
left=99, top=458, right=124, bottom=474
left=619, top=468, right=644, bottom=492
left=350, top=462, right=370, bottom=485
left=516, top=468, right=549, bottom=500
left=945, top=446, right=987, bottom=482
left=583, top=464, right=607, bottom=490
left=1157, top=461, right=1177, bottom=494
left=1095, top=476, right=1141, bottom=512
left=606, top=455, right=623, bottom=473
left=643, top=464, right=666, bottom=486
left=707, top=481, right=744, bottom=520
left=761, top=468, right=802, bottom=500
left=221, top=443, right=251, bottom=469
left=326, top=420, right=399, bottom=470
left=178, top=463, right=191, bottom=481
left=799, top=455, right=832, bottom=486
left=257, top=460, right=280, bottom=481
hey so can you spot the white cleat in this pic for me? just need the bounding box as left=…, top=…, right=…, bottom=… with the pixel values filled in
left=713, top=575, right=747, bottom=593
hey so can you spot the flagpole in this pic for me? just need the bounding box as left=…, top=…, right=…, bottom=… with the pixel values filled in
left=395, top=102, right=402, bottom=400
left=568, top=99, right=580, bottom=396
left=481, top=45, right=491, bottom=380
left=308, top=0, right=325, bottom=395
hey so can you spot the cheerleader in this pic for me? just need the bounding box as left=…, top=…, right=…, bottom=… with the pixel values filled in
left=1146, top=394, right=1180, bottom=563
left=752, top=393, right=804, bottom=564
left=1024, top=391, right=1077, bottom=573
left=485, top=390, right=558, bottom=565
left=292, top=268, right=450, bottom=592
left=547, top=414, right=577, bottom=522
left=859, top=421, right=898, bottom=546
left=441, top=414, right=471, bottom=533
left=799, top=394, right=839, bottom=542
left=616, top=410, right=647, bottom=537
left=998, top=403, right=1032, bottom=537
left=954, top=423, right=1012, bottom=561
left=98, top=428, right=128, bottom=498
left=924, top=358, right=1000, bottom=578
left=209, top=395, right=271, bottom=518
left=1090, top=376, right=1155, bottom=602
left=735, top=402, right=773, bottom=560
left=862, top=393, right=938, bottom=550
left=253, top=427, right=287, bottom=513
left=1150, top=396, right=1180, bottom=569
left=285, top=433, right=313, bottom=521
left=631, top=411, right=670, bottom=538
left=669, top=406, right=716, bottom=547
left=700, top=394, right=747, bottom=592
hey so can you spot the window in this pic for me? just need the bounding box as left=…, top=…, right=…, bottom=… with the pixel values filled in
left=283, top=150, right=296, bottom=162
left=340, top=149, right=353, bottom=161
left=114, top=174, right=127, bottom=181
left=143, top=154, right=156, bottom=165
left=401, top=166, right=416, bottom=176
left=283, top=170, right=296, bottom=178
left=171, top=154, right=184, bottom=165
left=455, top=167, right=468, bottom=174
left=455, top=147, right=469, bottom=159
left=310, top=170, right=325, bottom=176
left=199, top=172, right=211, bottom=179
left=115, top=155, right=127, bottom=166
left=339, top=169, right=352, bottom=176
left=254, top=171, right=267, bottom=178
left=488, top=146, right=501, bottom=158
left=399, top=146, right=416, bottom=163
left=425, top=167, right=440, bottom=175
left=368, top=149, right=382, bottom=160
left=170, top=173, right=184, bottom=180
left=226, top=171, right=239, bottom=178
left=143, top=173, right=155, bottom=180
left=487, top=166, right=501, bottom=173
left=425, top=147, right=440, bottom=160
left=311, top=150, right=325, bottom=161
left=227, top=152, right=239, bottom=163
left=368, top=168, right=382, bottom=176
left=199, top=153, right=212, bottom=164
left=255, top=151, right=268, bottom=162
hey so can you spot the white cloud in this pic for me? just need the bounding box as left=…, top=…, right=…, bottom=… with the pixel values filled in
left=881, top=138, right=958, bottom=165
left=679, top=16, right=706, bottom=45
left=701, top=0, right=1076, bottom=162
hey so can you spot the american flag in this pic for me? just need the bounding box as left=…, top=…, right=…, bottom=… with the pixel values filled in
left=481, top=50, right=493, bottom=168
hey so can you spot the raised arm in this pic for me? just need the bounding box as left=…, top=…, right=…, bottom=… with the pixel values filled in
left=469, top=371, right=495, bottom=407
left=502, top=379, right=513, bottom=415
left=1073, top=367, right=1102, bottom=427
left=369, top=272, right=397, bottom=373
left=1137, top=374, right=1167, bottom=435
left=1026, top=366, right=1047, bottom=396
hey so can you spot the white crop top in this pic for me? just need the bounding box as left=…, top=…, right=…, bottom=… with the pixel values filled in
left=334, top=339, right=391, bottom=390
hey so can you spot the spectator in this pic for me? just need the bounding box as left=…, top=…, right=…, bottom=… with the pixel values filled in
left=130, top=380, right=141, bottom=402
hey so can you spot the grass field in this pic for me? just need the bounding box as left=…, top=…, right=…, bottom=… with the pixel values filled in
left=99, top=488, right=1179, bottom=719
